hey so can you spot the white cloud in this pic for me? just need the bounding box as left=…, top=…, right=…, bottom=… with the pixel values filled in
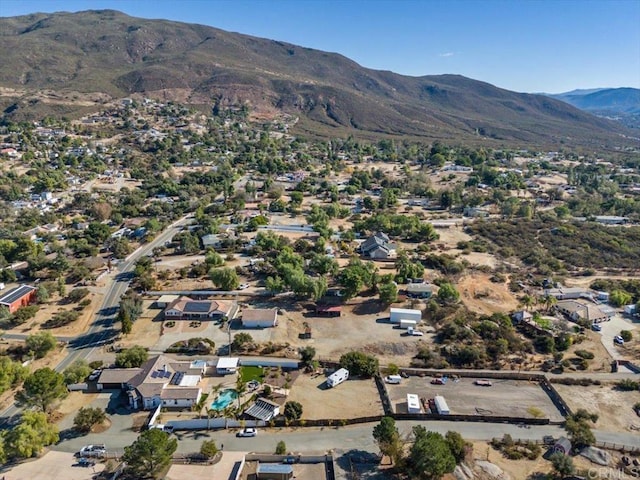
left=438, top=52, right=455, bottom=57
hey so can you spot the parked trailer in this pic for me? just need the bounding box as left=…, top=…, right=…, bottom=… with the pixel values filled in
left=407, top=394, right=421, bottom=414
left=390, top=308, right=421, bottom=324
left=399, top=319, right=417, bottom=329
left=474, top=379, right=492, bottom=387
left=433, top=395, right=450, bottom=415
left=326, top=368, right=349, bottom=388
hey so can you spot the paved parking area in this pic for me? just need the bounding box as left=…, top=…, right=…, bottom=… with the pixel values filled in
left=596, top=314, right=637, bottom=360
left=2, top=451, right=105, bottom=480
left=386, top=376, right=564, bottom=421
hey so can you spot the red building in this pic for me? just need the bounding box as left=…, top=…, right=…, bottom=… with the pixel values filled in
left=0, top=285, right=37, bottom=314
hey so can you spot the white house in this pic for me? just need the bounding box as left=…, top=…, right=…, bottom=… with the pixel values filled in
left=241, top=308, right=278, bottom=328
left=216, top=357, right=239, bottom=375
left=390, top=308, right=421, bottom=324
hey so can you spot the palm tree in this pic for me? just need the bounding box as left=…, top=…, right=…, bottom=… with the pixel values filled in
left=519, top=294, right=534, bottom=311
left=206, top=408, right=219, bottom=430
left=235, top=376, right=247, bottom=411
left=544, top=295, right=558, bottom=313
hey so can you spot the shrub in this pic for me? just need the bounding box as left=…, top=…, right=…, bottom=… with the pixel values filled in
left=620, top=330, right=633, bottom=342
left=43, top=310, right=80, bottom=328
left=574, top=350, right=595, bottom=360
left=74, top=407, right=106, bottom=433
left=284, top=401, right=303, bottom=421
left=275, top=441, right=287, bottom=455
left=200, top=440, right=218, bottom=459
left=616, top=379, right=639, bottom=391
left=67, top=288, right=90, bottom=303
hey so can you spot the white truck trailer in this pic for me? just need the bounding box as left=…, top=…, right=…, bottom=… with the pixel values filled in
left=389, top=308, right=421, bottom=324
left=434, top=395, right=450, bottom=415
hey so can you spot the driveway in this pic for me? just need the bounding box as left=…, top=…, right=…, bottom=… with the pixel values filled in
left=1, top=451, right=105, bottom=480
left=597, top=314, right=637, bottom=360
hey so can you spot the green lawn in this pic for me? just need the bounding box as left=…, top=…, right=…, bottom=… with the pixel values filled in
left=240, top=366, right=264, bottom=383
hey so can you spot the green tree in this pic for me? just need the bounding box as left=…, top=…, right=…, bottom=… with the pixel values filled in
left=123, top=429, right=177, bottom=478
left=210, top=267, right=240, bottom=290
left=200, top=439, right=218, bottom=459
left=73, top=407, right=106, bottom=433
left=373, top=416, right=401, bottom=462
left=205, top=251, right=225, bottom=267
left=4, top=411, right=59, bottom=459
left=36, top=285, right=50, bottom=303
left=609, top=289, right=632, bottom=307
left=17, top=368, right=67, bottom=412
left=565, top=415, right=595, bottom=449
left=231, top=332, right=254, bottom=353
left=120, top=308, right=133, bottom=335
left=299, top=346, right=316, bottom=366
left=378, top=279, right=398, bottom=305
left=63, top=360, right=92, bottom=385
left=395, top=252, right=424, bottom=283
left=549, top=452, right=575, bottom=478
left=339, top=351, right=379, bottom=378
left=275, top=440, right=287, bottom=455
left=284, top=401, right=303, bottom=421
left=406, top=427, right=456, bottom=480
left=445, top=431, right=470, bottom=463
left=25, top=331, right=57, bottom=359
left=115, top=346, right=148, bottom=368
left=620, top=330, right=632, bottom=342
left=437, top=283, right=460, bottom=305
left=0, top=435, right=5, bottom=464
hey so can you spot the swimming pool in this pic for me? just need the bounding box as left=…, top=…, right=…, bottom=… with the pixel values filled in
left=210, top=389, right=238, bottom=410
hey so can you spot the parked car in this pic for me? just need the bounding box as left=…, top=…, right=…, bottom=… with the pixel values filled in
left=236, top=427, right=257, bottom=437
left=88, top=369, right=101, bottom=381
left=614, top=335, right=625, bottom=345
left=79, top=444, right=106, bottom=457
left=77, top=458, right=96, bottom=467
left=149, top=424, right=174, bottom=433
left=238, top=283, right=250, bottom=290
left=591, top=324, right=602, bottom=332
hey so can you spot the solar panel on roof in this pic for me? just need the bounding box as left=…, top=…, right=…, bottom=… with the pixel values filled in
left=184, top=301, right=211, bottom=313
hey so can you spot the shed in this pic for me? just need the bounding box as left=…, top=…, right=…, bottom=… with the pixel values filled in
left=407, top=394, right=421, bottom=414
left=552, top=436, right=572, bottom=455
left=406, top=283, right=433, bottom=298
left=390, top=307, right=421, bottom=324
left=241, top=308, right=278, bottom=328
left=216, top=357, right=239, bottom=375
left=256, top=463, right=293, bottom=480
left=315, top=304, right=342, bottom=317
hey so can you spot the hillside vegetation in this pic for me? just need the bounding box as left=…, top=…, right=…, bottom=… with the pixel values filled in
left=0, top=9, right=633, bottom=147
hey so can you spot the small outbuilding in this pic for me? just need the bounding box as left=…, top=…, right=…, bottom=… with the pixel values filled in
left=552, top=436, right=572, bottom=455
left=216, top=357, right=239, bottom=375
left=256, top=463, right=293, bottom=480
left=407, top=394, right=421, bottom=414
left=241, top=308, right=278, bottom=328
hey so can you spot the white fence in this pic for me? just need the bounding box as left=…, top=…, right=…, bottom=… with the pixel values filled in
left=165, top=418, right=265, bottom=430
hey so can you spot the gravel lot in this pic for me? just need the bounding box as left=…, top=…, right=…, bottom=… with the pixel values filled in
left=385, top=376, right=565, bottom=421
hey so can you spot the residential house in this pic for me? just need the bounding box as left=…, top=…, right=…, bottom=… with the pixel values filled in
left=556, top=300, right=613, bottom=324
left=0, top=285, right=37, bottom=314
left=241, top=308, right=278, bottom=328
left=406, top=283, right=433, bottom=299
left=164, top=296, right=233, bottom=320
left=216, top=357, right=239, bottom=375
left=96, top=355, right=205, bottom=410
left=360, top=232, right=396, bottom=260
left=201, top=234, right=223, bottom=249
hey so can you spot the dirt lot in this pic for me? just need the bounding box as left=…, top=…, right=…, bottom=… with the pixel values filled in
left=470, top=440, right=618, bottom=480
left=386, top=376, right=564, bottom=421
left=554, top=383, right=640, bottom=433
left=270, top=298, right=432, bottom=366
left=286, top=373, right=383, bottom=420
left=119, top=300, right=162, bottom=349
left=1, top=450, right=105, bottom=480
left=457, top=273, right=520, bottom=315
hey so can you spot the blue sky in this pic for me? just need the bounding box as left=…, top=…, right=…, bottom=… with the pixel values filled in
left=1, top=0, right=639, bottom=93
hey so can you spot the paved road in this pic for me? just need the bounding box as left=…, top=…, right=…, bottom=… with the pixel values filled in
left=0, top=215, right=193, bottom=426
left=51, top=417, right=640, bottom=456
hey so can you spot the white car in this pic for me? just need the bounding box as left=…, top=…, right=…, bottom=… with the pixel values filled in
left=614, top=335, right=625, bottom=345
left=236, top=427, right=257, bottom=437
left=239, top=283, right=250, bottom=290
left=79, top=444, right=106, bottom=457
left=88, top=369, right=101, bottom=381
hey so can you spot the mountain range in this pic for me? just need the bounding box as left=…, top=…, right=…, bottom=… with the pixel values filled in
left=0, top=10, right=635, bottom=147
left=545, top=88, right=640, bottom=129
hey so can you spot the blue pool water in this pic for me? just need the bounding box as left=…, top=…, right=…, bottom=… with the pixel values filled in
left=210, top=389, right=238, bottom=410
